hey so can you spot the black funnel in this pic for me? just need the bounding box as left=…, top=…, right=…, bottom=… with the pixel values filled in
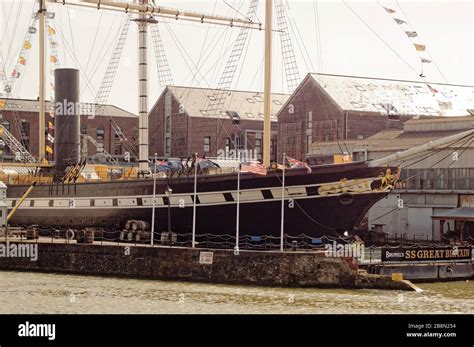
left=54, top=68, right=80, bottom=173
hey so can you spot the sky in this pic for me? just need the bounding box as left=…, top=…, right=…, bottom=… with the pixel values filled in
left=0, top=0, right=472, bottom=115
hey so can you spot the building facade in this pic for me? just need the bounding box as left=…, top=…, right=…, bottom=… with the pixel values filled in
left=278, top=73, right=474, bottom=161
left=148, top=86, right=289, bottom=161
left=318, top=116, right=474, bottom=242
left=0, top=98, right=138, bottom=162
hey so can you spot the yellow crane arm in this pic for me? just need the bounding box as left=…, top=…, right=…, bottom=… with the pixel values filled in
left=7, top=182, right=37, bottom=222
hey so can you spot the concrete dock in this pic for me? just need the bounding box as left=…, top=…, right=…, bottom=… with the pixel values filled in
left=0, top=238, right=415, bottom=291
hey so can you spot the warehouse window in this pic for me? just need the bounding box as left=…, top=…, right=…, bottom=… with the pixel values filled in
left=165, top=137, right=171, bottom=154
left=227, top=111, right=240, bottom=124
left=204, top=137, right=211, bottom=153
left=165, top=116, right=171, bottom=132
left=1, top=120, right=10, bottom=131
left=96, top=127, right=105, bottom=141
left=307, top=111, right=312, bottom=129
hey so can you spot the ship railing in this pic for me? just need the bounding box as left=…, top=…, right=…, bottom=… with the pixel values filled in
left=4, top=226, right=471, bottom=255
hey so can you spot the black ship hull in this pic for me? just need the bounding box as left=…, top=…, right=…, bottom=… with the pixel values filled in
left=6, top=161, right=394, bottom=238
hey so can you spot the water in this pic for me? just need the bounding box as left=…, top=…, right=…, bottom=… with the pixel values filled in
left=0, top=270, right=473, bottom=314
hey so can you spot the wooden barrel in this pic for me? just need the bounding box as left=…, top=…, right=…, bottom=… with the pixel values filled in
left=136, top=221, right=150, bottom=231
left=26, top=226, right=39, bottom=240
left=83, top=229, right=94, bottom=244
left=77, top=229, right=94, bottom=244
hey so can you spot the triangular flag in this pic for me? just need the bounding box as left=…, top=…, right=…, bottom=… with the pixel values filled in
left=23, top=41, right=32, bottom=49
left=405, top=31, right=418, bottom=38
left=393, top=18, right=407, bottom=25
left=48, top=26, right=56, bottom=35
left=383, top=7, right=396, bottom=14
left=50, top=55, right=58, bottom=64
left=18, top=56, right=26, bottom=65
left=0, top=100, right=5, bottom=108
left=45, top=145, right=53, bottom=154
left=414, top=43, right=426, bottom=51
left=427, top=84, right=438, bottom=94
left=421, top=57, right=432, bottom=63
left=48, top=121, right=54, bottom=129
left=47, top=133, right=54, bottom=143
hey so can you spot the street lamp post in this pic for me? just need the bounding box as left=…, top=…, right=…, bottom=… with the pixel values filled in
left=150, top=153, right=157, bottom=246
left=165, top=185, right=172, bottom=236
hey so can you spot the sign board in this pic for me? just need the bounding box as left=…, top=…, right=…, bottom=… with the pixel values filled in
left=199, top=251, right=214, bottom=265
left=382, top=246, right=472, bottom=262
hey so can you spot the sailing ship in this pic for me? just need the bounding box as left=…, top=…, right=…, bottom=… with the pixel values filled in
left=2, top=0, right=401, bottom=239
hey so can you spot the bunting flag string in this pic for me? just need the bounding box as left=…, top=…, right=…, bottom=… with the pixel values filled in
left=45, top=17, right=60, bottom=158
left=22, top=41, right=32, bottom=50
left=2, top=14, right=38, bottom=98
left=379, top=2, right=432, bottom=77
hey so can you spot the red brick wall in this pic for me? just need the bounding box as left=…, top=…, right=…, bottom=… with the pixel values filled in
left=1, top=110, right=138, bottom=159
left=277, top=76, right=414, bottom=160
left=149, top=87, right=277, bottom=161
left=277, top=77, right=343, bottom=160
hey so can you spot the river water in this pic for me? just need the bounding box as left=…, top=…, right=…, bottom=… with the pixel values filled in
left=0, top=270, right=472, bottom=314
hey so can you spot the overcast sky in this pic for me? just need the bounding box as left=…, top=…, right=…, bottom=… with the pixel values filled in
left=1, top=0, right=472, bottom=114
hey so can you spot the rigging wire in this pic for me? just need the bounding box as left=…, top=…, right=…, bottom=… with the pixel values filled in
left=4, top=0, right=24, bottom=70
left=84, top=11, right=104, bottom=76
left=312, top=0, right=323, bottom=72
left=342, top=0, right=422, bottom=80
left=66, top=5, right=78, bottom=64
left=283, top=0, right=315, bottom=73
left=394, top=0, right=448, bottom=83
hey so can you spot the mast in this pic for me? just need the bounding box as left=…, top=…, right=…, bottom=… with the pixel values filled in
left=38, top=0, right=46, bottom=163
left=136, top=0, right=150, bottom=175
left=262, top=0, right=272, bottom=167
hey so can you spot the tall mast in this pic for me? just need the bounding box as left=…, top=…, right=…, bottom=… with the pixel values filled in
left=38, top=0, right=46, bottom=163
left=136, top=0, right=150, bottom=174
left=262, top=0, right=272, bottom=167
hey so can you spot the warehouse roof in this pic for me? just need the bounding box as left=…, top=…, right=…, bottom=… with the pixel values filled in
left=0, top=98, right=136, bottom=118
left=308, top=73, right=474, bottom=117
left=432, top=207, right=474, bottom=221
left=160, top=85, right=290, bottom=121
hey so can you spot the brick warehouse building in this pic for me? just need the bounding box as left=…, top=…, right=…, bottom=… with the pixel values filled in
left=277, top=73, right=474, bottom=161
left=149, top=86, right=289, bottom=161
left=0, top=98, right=138, bottom=161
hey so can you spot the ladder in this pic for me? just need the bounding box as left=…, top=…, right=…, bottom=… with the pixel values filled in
left=275, top=0, right=300, bottom=93
left=206, top=0, right=259, bottom=118
left=0, top=125, right=36, bottom=163
left=93, top=15, right=137, bottom=161
left=151, top=23, right=174, bottom=88
left=81, top=134, right=116, bottom=164
left=203, top=0, right=259, bottom=152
